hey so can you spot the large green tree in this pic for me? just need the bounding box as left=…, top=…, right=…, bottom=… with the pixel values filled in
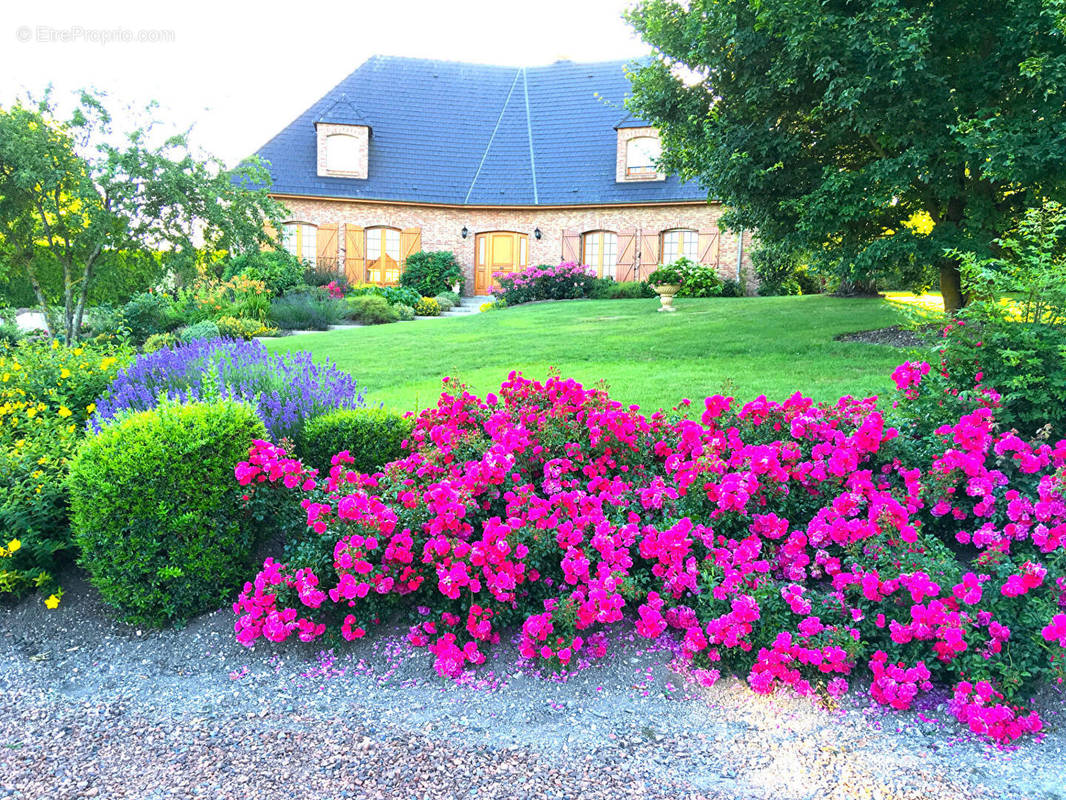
left=625, top=0, right=1066, bottom=311
left=0, top=90, right=285, bottom=342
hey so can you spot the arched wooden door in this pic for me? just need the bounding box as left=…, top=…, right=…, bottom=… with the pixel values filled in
left=474, top=231, right=528, bottom=294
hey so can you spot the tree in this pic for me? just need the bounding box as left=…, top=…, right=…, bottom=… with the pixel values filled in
left=0, top=90, right=286, bottom=342
left=625, top=0, right=1066, bottom=312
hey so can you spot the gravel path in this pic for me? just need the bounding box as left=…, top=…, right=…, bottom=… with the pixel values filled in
left=2, top=571, right=1064, bottom=800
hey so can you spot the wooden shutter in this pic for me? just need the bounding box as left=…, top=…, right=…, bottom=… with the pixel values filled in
left=400, top=227, right=422, bottom=267
left=698, top=230, right=720, bottom=267
left=344, top=226, right=365, bottom=285
left=615, top=230, right=638, bottom=283
left=561, top=230, right=581, bottom=263
left=316, top=223, right=339, bottom=272
left=638, top=231, right=660, bottom=281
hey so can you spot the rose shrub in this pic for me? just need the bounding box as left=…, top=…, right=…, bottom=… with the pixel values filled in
left=492, top=263, right=600, bottom=305
left=232, top=367, right=1066, bottom=744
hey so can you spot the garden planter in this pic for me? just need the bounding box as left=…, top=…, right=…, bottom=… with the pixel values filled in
left=652, top=284, right=681, bottom=312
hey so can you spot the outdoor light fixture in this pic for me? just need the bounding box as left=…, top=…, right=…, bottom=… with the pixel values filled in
left=461, top=226, right=469, bottom=239
left=534, top=227, right=542, bottom=240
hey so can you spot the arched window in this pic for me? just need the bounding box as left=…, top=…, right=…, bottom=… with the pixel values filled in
left=326, top=134, right=360, bottom=173
left=626, top=136, right=661, bottom=177
left=282, top=221, right=317, bottom=266
left=582, top=231, right=618, bottom=279
left=661, top=229, right=698, bottom=264
left=365, top=226, right=402, bottom=284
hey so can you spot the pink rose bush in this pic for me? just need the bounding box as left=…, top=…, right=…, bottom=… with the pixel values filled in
left=491, top=262, right=600, bottom=305
left=232, top=366, right=1066, bottom=743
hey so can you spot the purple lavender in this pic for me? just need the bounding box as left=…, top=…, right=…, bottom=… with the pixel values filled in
left=90, top=338, right=365, bottom=439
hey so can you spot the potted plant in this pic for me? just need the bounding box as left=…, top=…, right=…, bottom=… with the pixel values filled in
left=647, top=266, right=684, bottom=313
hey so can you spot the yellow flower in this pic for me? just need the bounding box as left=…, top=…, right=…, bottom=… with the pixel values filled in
left=73, top=347, right=83, bottom=356
left=25, top=407, right=37, bottom=419
left=51, top=340, right=59, bottom=350
left=36, top=456, right=48, bottom=465
left=1, top=373, right=8, bottom=383
left=59, top=368, right=71, bottom=379
left=6, top=539, right=19, bottom=553
left=86, top=403, right=96, bottom=414
left=58, top=405, right=72, bottom=418
left=100, top=357, right=117, bottom=371
left=44, top=594, right=60, bottom=609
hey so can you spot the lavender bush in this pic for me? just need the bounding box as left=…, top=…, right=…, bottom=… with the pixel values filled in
left=90, top=338, right=364, bottom=440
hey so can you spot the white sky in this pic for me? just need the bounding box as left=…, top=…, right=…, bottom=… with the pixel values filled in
left=1, top=0, right=650, bottom=166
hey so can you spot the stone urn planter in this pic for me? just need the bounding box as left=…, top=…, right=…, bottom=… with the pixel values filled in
left=652, top=284, right=681, bottom=313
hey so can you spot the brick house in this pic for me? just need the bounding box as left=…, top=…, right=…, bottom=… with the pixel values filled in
left=254, top=56, right=752, bottom=295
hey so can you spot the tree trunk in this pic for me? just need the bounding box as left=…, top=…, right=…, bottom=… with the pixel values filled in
left=833, top=277, right=879, bottom=297
left=939, top=257, right=965, bottom=315
left=24, top=262, right=53, bottom=338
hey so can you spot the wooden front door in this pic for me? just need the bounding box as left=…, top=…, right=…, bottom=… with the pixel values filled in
left=475, top=231, right=527, bottom=294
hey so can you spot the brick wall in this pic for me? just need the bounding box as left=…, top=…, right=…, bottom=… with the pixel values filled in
left=273, top=196, right=755, bottom=295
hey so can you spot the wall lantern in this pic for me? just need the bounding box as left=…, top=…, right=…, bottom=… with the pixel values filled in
left=534, top=227, right=542, bottom=240
left=461, top=226, right=469, bottom=239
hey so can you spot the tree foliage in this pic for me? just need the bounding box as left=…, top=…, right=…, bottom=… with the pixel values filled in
left=625, top=0, right=1066, bottom=311
left=0, top=90, right=287, bottom=342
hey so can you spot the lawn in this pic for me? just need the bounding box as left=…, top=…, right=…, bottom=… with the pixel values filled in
left=264, top=295, right=915, bottom=413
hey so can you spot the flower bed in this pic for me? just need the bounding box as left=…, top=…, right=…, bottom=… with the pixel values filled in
left=232, top=368, right=1066, bottom=744
left=90, top=338, right=364, bottom=440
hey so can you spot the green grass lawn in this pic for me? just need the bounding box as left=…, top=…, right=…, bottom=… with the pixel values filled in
left=264, top=295, right=914, bottom=413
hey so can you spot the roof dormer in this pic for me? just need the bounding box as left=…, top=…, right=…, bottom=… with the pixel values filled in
left=615, top=115, right=665, bottom=183
left=315, top=96, right=371, bottom=179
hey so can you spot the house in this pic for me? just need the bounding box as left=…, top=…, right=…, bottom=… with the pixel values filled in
left=254, top=56, right=752, bottom=295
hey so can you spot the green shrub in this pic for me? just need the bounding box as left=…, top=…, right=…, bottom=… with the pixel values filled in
left=178, top=320, right=221, bottom=343
left=143, top=332, right=179, bottom=353
left=400, top=251, right=463, bottom=297
left=69, top=399, right=268, bottom=626
left=414, top=296, right=442, bottom=316
left=720, top=278, right=745, bottom=298
left=120, top=291, right=179, bottom=342
left=269, top=291, right=345, bottom=330
left=0, top=339, right=131, bottom=599
left=753, top=242, right=806, bottom=296
left=346, top=295, right=400, bottom=325
left=222, top=251, right=305, bottom=297
left=434, top=294, right=456, bottom=312
left=297, top=407, right=414, bottom=474
left=0, top=310, right=21, bottom=345
left=603, top=281, right=656, bottom=299
left=393, top=303, right=415, bottom=321
left=436, top=291, right=461, bottom=306
left=673, top=258, right=724, bottom=298
left=216, top=316, right=278, bottom=339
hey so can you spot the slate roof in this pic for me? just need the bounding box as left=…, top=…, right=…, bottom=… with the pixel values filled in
left=253, top=56, right=708, bottom=206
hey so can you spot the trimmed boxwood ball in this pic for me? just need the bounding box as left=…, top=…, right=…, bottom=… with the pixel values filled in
left=69, top=399, right=268, bottom=627
left=297, top=407, right=414, bottom=475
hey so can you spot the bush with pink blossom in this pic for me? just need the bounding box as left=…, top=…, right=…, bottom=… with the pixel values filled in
left=491, top=262, right=600, bottom=305
left=232, top=364, right=1066, bottom=744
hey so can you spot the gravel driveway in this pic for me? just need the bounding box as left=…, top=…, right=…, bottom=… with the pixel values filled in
left=2, top=571, right=1064, bottom=800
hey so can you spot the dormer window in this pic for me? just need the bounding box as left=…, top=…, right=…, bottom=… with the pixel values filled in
left=315, top=122, right=370, bottom=179
left=616, top=126, right=665, bottom=182
left=626, top=137, right=661, bottom=177
left=326, top=134, right=361, bottom=173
